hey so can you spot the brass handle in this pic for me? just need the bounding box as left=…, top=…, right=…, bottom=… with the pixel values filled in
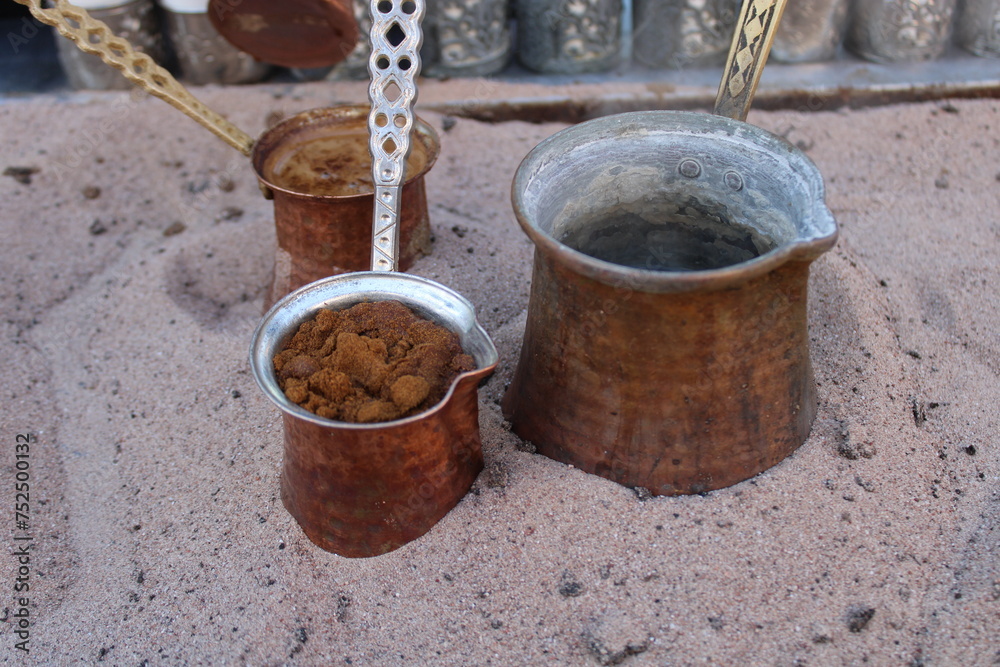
left=15, top=0, right=256, bottom=156
left=714, top=0, right=789, bottom=122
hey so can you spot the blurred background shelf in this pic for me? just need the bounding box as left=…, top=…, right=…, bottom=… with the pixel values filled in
left=2, top=1, right=997, bottom=121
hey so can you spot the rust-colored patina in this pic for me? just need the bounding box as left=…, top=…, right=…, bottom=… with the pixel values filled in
left=281, top=363, right=492, bottom=557
left=502, top=111, right=838, bottom=495
left=250, top=273, right=499, bottom=557
left=503, top=254, right=817, bottom=495
left=208, top=0, right=358, bottom=70
left=252, top=106, right=438, bottom=306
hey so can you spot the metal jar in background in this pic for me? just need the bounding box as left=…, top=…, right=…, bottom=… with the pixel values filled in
left=516, top=0, right=622, bottom=74
left=251, top=105, right=439, bottom=308
left=503, top=111, right=838, bottom=496
left=633, top=0, right=740, bottom=69
left=955, top=0, right=1000, bottom=56
left=249, top=273, right=499, bottom=557
left=422, top=0, right=512, bottom=77
left=158, top=0, right=270, bottom=85
left=52, top=0, right=163, bottom=90
left=771, top=0, right=850, bottom=62
left=847, top=0, right=959, bottom=62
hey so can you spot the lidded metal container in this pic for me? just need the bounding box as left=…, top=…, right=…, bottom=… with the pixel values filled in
left=158, top=0, right=270, bottom=85
left=52, top=0, right=164, bottom=89
left=633, top=0, right=741, bottom=69
left=422, top=0, right=512, bottom=76
left=772, top=0, right=850, bottom=62
left=516, top=0, right=623, bottom=73
left=847, top=0, right=958, bottom=62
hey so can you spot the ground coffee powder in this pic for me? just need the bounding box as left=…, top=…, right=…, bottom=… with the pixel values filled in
left=273, top=300, right=476, bottom=423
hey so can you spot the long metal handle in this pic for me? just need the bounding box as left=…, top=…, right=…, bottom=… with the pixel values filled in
left=14, top=0, right=256, bottom=156
left=368, top=0, right=424, bottom=272
left=714, top=0, right=788, bottom=122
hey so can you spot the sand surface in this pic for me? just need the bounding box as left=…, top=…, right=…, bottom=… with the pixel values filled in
left=1, top=84, right=998, bottom=665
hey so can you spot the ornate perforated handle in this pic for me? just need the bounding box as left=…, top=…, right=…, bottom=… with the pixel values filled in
left=368, top=0, right=424, bottom=273
left=714, top=0, right=788, bottom=122
left=14, top=0, right=256, bottom=156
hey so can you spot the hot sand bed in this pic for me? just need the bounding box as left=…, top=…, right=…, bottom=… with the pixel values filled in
left=0, top=86, right=997, bottom=664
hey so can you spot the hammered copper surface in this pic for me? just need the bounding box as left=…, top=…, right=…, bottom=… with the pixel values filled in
left=265, top=180, right=431, bottom=300
left=281, top=365, right=492, bottom=558
left=502, top=111, right=837, bottom=497
left=252, top=107, right=437, bottom=306
left=503, top=254, right=817, bottom=496
left=250, top=273, right=500, bottom=558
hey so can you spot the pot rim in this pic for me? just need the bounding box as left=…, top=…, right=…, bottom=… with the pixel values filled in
left=511, top=110, right=839, bottom=294
left=251, top=104, right=441, bottom=201
left=249, top=272, right=498, bottom=430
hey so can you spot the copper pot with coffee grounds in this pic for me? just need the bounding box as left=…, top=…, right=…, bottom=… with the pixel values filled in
left=249, top=0, right=499, bottom=557
left=252, top=105, right=439, bottom=307
left=250, top=274, right=497, bottom=557
left=16, top=4, right=438, bottom=308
